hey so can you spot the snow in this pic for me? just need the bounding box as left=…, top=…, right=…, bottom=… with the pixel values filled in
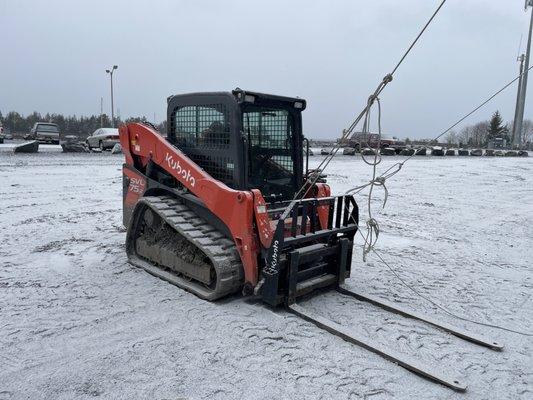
left=0, top=149, right=531, bottom=399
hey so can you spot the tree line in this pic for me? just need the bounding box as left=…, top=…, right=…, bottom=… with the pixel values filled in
left=0, top=110, right=167, bottom=138
left=443, top=111, right=532, bottom=148
left=1, top=109, right=531, bottom=147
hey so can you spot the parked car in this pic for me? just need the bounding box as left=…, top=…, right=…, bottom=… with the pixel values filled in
left=0, top=126, right=13, bottom=140
left=86, top=128, right=120, bottom=151
left=25, top=122, right=61, bottom=144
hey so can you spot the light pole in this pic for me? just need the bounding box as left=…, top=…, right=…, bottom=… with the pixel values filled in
left=105, top=65, right=118, bottom=127
left=514, top=1, right=533, bottom=148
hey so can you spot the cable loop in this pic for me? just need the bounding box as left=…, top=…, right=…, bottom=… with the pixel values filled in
left=361, top=151, right=382, bottom=166
left=362, top=217, right=380, bottom=262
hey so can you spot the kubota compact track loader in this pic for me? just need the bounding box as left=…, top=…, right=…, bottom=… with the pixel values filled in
left=121, top=89, right=358, bottom=305
left=120, top=89, right=502, bottom=392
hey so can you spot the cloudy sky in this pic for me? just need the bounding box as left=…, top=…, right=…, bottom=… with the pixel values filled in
left=1, top=0, right=531, bottom=138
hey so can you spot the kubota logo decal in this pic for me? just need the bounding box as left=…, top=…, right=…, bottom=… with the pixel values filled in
left=264, top=240, right=280, bottom=275
left=165, top=153, right=196, bottom=187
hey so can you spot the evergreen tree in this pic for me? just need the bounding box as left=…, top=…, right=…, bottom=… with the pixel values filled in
left=487, top=111, right=508, bottom=141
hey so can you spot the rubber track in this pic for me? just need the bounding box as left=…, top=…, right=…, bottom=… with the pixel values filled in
left=126, top=195, right=244, bottom=300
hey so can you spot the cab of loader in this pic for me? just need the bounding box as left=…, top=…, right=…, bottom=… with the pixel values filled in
left=167, top=88, right=306, bottom=202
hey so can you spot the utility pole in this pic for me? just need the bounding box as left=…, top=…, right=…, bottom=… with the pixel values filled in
left=514, top=0, right=533, bottom=148
left=512, top=54, right=525, bottom=146
left=105, top=65, right=118, bottom=127
left=100, top=97, right=104, bottom=128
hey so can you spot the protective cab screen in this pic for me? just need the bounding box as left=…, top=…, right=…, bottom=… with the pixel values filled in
left=243, top=106, right=296, bottom=201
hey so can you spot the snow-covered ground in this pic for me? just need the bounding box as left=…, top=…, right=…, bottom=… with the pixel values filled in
left=0, top=148, right=531, bottom=400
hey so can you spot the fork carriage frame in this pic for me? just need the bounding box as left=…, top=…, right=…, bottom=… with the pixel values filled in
left=262, top=195, right=359, bottom=306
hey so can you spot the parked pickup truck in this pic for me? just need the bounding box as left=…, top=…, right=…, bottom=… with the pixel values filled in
left=25, top=122, right=61, bottom=144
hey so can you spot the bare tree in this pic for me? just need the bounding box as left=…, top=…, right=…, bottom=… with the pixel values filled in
left=458, top=122, right=489, bottom=147
left=522, top=119, right=533, bottom=145
left=459, top=125, right=473, bottom=146
left=471, top=122, right=489, bottom=147
left=445, top=130, right=459, bottom=145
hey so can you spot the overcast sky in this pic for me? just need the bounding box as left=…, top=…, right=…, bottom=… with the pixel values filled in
left=1, top=0, right=531, bottom=138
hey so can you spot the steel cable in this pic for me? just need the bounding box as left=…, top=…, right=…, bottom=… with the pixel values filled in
left=293, top=0, right=448, bottom=200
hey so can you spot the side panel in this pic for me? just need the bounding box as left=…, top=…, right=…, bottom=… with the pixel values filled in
left=122, top=165, right=147, bottom=227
